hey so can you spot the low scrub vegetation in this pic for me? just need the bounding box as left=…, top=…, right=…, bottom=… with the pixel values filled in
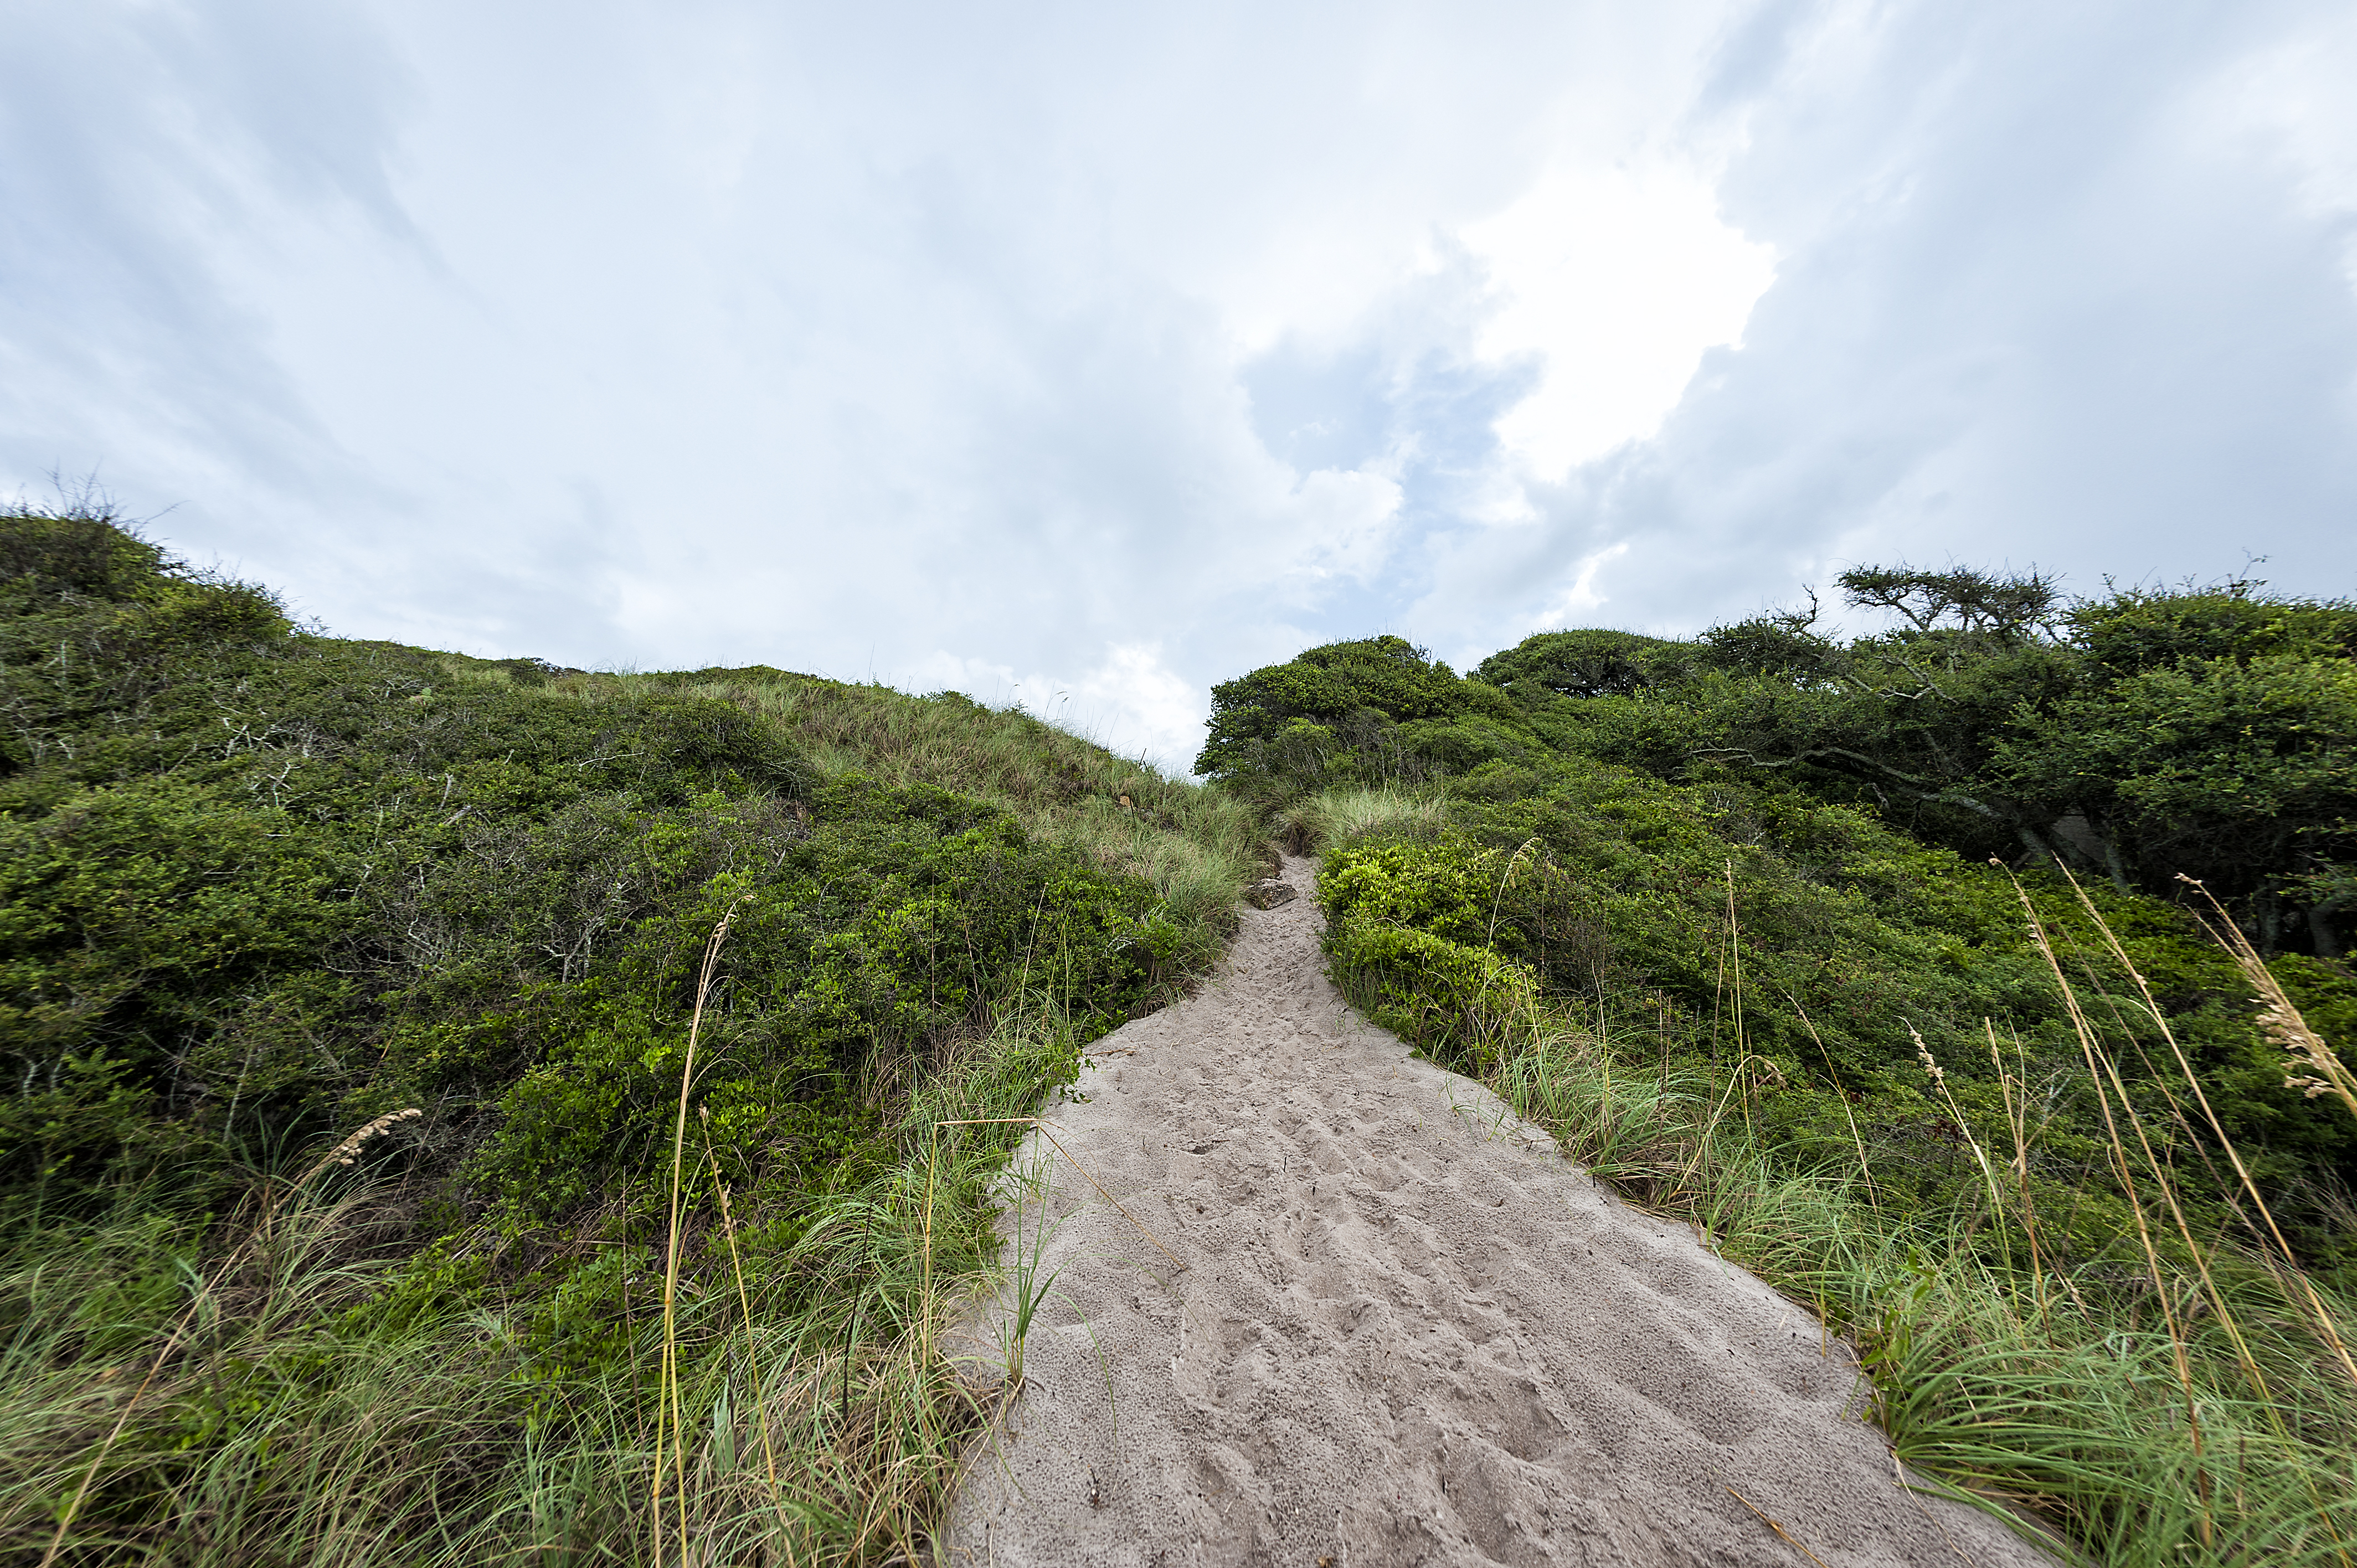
left=1211, top=598, right=2357, bottom=1565
left=1307, top=788, right=2356, bottom=1561
left=14, top=501, right=2354, bottom=1565
left=0, top=507, right=1259, bottom=1562
left=1206, top=564, right=2357, bottom=958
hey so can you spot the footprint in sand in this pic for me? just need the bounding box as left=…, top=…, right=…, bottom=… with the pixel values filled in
left=944, top=855, right=2058, bottom=1568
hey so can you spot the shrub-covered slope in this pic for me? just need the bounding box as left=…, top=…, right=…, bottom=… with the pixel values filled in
left=1, top=509, right=1260, bottom=1562
left=1314, top=760, right=2355, bottom=1263
left=1304, top=778, right=2357, bottom=1562
left=1197, top=600, right=2357, bottom=1273
left=3, top=513, right=1253, bottom=1227
left=1205, top=565, right=2357, bottom=959
left=1205, top=600, right=2357, bottom=1563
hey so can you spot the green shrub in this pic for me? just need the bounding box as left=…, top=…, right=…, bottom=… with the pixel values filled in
left=1296, top=781, right=2357, bottom=1565
left=1303, top=755, right=2357, bottom=1278
left=0, top=506, right=1264, bottom=1563
left=1323, top=915, right=1535, bottom=1076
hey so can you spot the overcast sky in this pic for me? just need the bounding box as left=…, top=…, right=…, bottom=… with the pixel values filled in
left=6, top=1, right=2354, bottom=768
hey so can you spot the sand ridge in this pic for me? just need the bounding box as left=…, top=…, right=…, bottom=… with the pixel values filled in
left=943, top=855, right=2056, bottom=1567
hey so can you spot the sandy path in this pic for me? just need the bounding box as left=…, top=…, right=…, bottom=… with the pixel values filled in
left=943, top=855, right=2053, bottom=1567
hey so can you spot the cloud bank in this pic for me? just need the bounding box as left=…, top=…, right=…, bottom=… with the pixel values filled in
left=4, top=0, right=2352, bottom=767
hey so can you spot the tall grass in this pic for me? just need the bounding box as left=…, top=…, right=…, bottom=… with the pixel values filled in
left=2, top=994, right=1102, bottom=1566
left=1274, top=785, right=1448, bottom=857
left=1327, top=857, right=2357, bottom=1566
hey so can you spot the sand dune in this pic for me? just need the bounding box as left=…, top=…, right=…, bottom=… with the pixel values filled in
left=944, top=855, right=2055, bottom=1567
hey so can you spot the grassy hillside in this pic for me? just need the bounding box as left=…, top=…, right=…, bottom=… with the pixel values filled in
left=1218, top=627, right=2357, bottom=1566
left=13, top=508, right=2354, bottom=1565
left=1, top=509, right=1262, bottom=1563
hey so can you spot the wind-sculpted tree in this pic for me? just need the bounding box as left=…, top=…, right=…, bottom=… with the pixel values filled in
left=1680, top=565, right=2085, bottom=863
left=1669, top=567, right=2356, bottom=955
left=1470, top=628, right=1695, bottom=702
left=1834, top=563, right=2068, bottom=643
left=1210, top=566, right=2354, bottom=956
left=1996, top=587, right=2357, bottom=955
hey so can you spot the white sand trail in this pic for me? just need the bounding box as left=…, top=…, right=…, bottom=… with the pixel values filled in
left=944, top=856, right=2055, bottom=1567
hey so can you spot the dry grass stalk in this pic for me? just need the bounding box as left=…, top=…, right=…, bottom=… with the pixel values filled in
left=1975, top=1019, right=2090, bottom=1318
left=1725, top=1484, right=1835, bottom=1568
left=655, top=901, right=744, bottom=1566
left=1783, top=991, right=1877, bottom=1209
left=2178, top=875, right=2357, bottom=1123
left=305, top=1107, right=426, bottom=1180
left=2001, top=871, right=2211, bottom=1528
left=1723, top=859, right=1746, bottom=1066
left=2042, top=867, right=2357, bottom=1391
left=1907, top=1023, right=2006, bottom=1227
left=35, top=1107, right=423, bottom=1568
left=703, top=1119, right=793, bottom=1562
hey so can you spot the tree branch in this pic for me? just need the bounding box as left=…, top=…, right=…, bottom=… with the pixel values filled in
left=1689, top=744, right=2013, bottom=820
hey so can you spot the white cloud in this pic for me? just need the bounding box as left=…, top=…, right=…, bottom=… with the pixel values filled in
left=1406, top=0, right=2357, bottom=652
left=908, top=642, right=1208, bottom=773
left=1070, top=644, right=1212, bottom=770
left=2206, top=10, right=2357, bottom=295
left=1538, top=540, right=1632, bottom=627
left=1463, top=163, right=1776, bottom=477
left=4, top=0, right=2354, bottom=775
left=1283, top=467, right=1408, bottom=590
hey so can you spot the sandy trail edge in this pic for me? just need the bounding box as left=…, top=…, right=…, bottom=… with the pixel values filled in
left=941, top=855, right=2057, bottom=1567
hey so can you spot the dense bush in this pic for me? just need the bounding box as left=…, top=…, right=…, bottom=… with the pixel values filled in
left=1308, top=788, right=2357, bottom=1560
left=0, top=506, right=1241, bottom=1291
left=1318, top=839, right=1537, bottom=1074
left=1207, top=568, right=2357, bottom=961
left=1, top=507, right=1267, bottom=1563
left=1202, top=596, right=2356, bottom=1280
left=1313, top=754, right=2356, bottom=1277
left=1195, top=633, right=1533, bottom=799
left=1274, top=704, right=2357, bottom=1561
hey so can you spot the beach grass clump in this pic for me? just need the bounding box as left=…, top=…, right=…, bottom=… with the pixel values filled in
left=5, top=1002, right=1081, bottom=1564
left=1309, top=773, right=2357, bottom=1565
left=1274, top=786, right=1449, bottom=856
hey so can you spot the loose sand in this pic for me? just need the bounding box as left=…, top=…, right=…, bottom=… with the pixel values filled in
left=943, top=855, right=2056, bottom=1567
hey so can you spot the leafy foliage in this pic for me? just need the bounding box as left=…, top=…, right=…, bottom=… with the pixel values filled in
left=0, top=505, right=1265, bottom=1562
left=1351, top=757, right=2353, bottom=1259
left=1470, top=627, right=1695, bottom=701
left=1318, top=839, right=1536, bottom=1075
left=1206, top=568, right=2357, bottom=1564
left=0, top=504, right=1248, bottom=1277
left=1641, top=571, right=2351, bottom=955
left=1206, top=585, right=2357, bottom=1275
left=1211, top=566, right=2357, bottom=961
left=1301, top=764, right=2357, bottom=1561
left=1193, top=635, right=1532, bottom=798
